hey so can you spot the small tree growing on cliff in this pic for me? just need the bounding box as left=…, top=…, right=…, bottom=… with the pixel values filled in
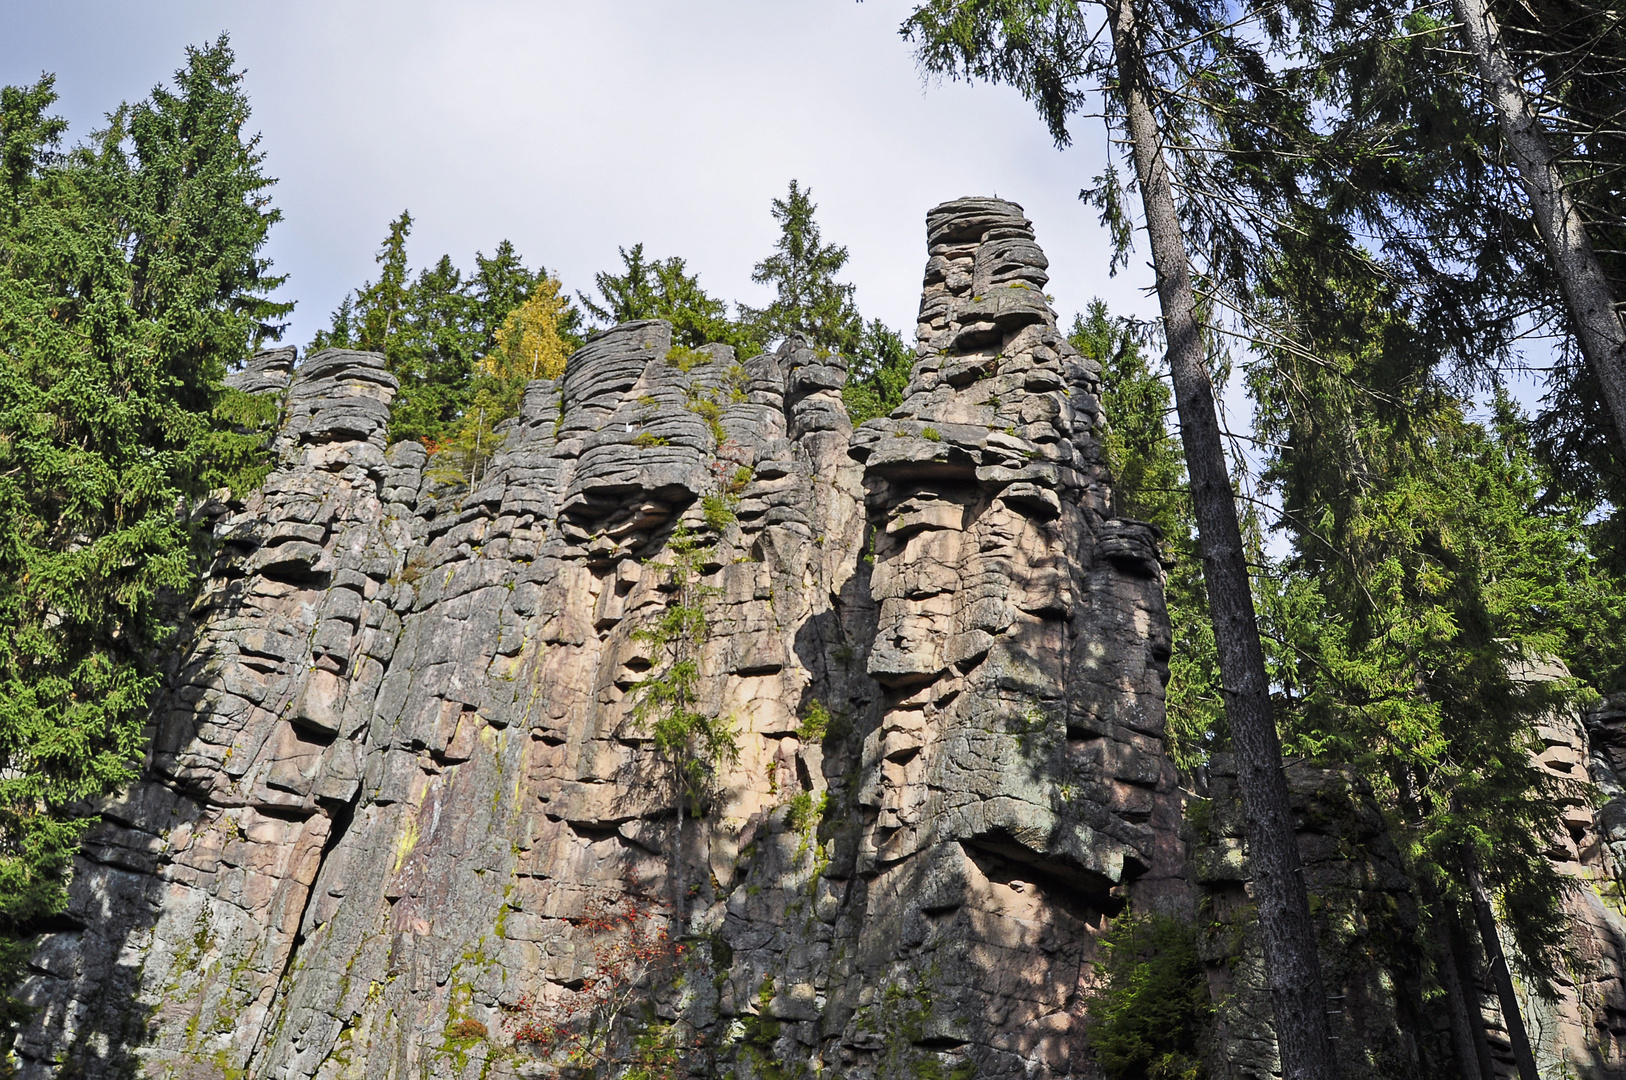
left=630, top=525, right=738, bottom=926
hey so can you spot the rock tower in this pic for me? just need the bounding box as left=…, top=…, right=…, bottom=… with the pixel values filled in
left=13, top=199, right=1187, bottom=1080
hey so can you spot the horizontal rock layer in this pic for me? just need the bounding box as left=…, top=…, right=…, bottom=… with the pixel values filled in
left=33, top=196, right=1626, bottom=1080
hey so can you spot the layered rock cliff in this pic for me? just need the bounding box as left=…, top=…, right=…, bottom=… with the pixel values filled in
left=11, top=199, right=1186, bottom=1080
left=15, top=196, right=1626, bottom=1080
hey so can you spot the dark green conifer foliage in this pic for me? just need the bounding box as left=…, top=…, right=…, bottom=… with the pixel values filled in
left=582, top=242, right=759, bottom=355
left=741, top=180, right=864, bottom=355
left=841, top=319, right=912, bottom=426
left=581, top=191, right=908, bottom=429
left=312, top=217, right=580, bottom=446
left=0, top=37, right=288, bottom=1029
left=1250, top=250, right=1614, bottom=988
left=1085, top=913, right=1211, bottom=1080
left=1070, top=302, right=1221, bottom=765
left=739, top=181, right=909, bottom=423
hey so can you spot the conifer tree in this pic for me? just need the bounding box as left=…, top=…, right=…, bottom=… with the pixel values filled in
left=630, top=526, right=738, bottom=926
left=442, top=276, right=574, bottom=483
left=741, top=180, right=863, bottom=355
left=583, top=243, right=759, bottom=355
left=312, top=217, right=577, bottom=446
left=842, top=319, right=913, bottom=426
left=0, top=37, right=288, bottom=1030
left=1248, top=247, right=1618, bottom=1075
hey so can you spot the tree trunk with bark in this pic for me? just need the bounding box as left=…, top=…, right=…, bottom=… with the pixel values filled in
left=1465, top=857, right=1540, bottom=1080
left=1430, top=894, right=1488, bottom=1080
left=1101, top=1, right=1337, bottom=1077
left=1395, top=768, right=1487, bottom=1080
left=1449, top=905, right=1502, bottom=1080
left=1453, top=0, right=1626, bottom=450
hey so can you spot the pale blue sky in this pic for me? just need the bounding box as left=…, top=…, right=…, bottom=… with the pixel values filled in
left=2, top=0, right=1159, bottom=349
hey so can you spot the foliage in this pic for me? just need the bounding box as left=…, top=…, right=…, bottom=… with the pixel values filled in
left=740, top=180, right=864, bottom=355
left=1084, top=913, right=1211, bottom=1080
left=436, top=275, right=574, bottom=484
left=842, top=319, right=913, bottom=425
left=585, top=186, right=907, bottom=431
left=1069, top=303, right=1222, bottom=766
left=797, top=700, right=832, bottom=742
left=445, top=1018, right=487, bottom=1041
left=1506, top=0, right=1626, bottom=542
left=1249, top=251, right=1606, bottom=987
left=312, top=215, right=581, bottom=446
left=630, top=525, right=739, bottom=909
left=502, top=896, right=693, bottom=1079
left=583, top=242, right=760, bottom=355
left=0, top=37, right=287, bottom=1030
left=786, top=791, right=828, bottom=834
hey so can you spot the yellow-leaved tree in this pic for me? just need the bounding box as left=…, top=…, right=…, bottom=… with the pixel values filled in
left=438, top=276, right=572, bottom=483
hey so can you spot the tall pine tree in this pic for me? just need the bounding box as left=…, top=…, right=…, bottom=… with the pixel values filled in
left=0, top=37, right=289, bottom=1030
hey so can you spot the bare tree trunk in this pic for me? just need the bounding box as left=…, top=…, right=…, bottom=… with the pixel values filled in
left=672, top=800, right=686, bottom=932
left=1430, top=899, right=1487, bottom=1080
left=1453, top=0, right=1626, bottom=449
left=1101, top=1, right=1336, bottom=1076
left=1465, top=857, right=1539, bottom=1080
left=1395, top=769, right=1485, bottom=1080
left=1450, top=905, right=1501, bottom=1080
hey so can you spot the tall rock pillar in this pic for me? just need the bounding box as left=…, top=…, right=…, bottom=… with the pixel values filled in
left=829, top=197, right=1188, bottom=1079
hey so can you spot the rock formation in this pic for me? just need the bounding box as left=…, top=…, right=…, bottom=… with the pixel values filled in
left=9, top=198, right=1186, bottom=1080
left=12, top=196, right=1626, bottom=1080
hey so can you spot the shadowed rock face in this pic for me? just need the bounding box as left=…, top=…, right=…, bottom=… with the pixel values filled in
left=10, top=200, right=1184, bottom=1080
left=835, top=198, right=1188, bottom=1076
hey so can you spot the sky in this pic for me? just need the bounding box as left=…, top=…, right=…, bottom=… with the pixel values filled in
left=2, top=0, right=1159, bottom=349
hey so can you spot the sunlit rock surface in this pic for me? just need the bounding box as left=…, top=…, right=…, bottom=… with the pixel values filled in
left=21, top=198, right=1624, bottom=1080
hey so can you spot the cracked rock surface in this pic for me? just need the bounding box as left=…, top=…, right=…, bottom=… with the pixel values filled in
left=11, top=200, right=1189, bottom=1080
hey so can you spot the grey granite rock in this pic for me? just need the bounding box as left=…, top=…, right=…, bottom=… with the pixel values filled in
left=18, top=199, right=1623, bottom=1080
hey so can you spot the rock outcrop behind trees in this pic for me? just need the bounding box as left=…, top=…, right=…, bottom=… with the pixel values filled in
left=12, top=199, right=1626, bottom=1080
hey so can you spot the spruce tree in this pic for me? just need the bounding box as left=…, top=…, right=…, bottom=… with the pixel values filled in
left=0, top=37, right=288, bottom=1030
left=1248, top=242, right=1619, bottom=1074
left=583, top=243, right=757, bottom=354
left=741, top=180, right=863, bottom=355
left=842, top=319, right=913, bottom=426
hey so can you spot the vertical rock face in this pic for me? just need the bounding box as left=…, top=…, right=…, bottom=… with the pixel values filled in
left=1520, top=673, right=1626, bottom=1078
left=837, top=197, right=1187, bottom=1078
left=11, top=200, right=1183, bottom=1080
